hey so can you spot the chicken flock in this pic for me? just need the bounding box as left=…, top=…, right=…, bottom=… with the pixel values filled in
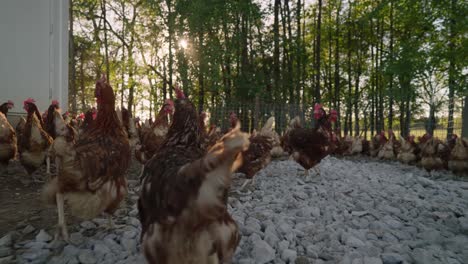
left=0, top=77, right=467, bottom=264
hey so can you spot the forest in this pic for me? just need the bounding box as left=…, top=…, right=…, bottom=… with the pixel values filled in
left=69, top=0, right=467, bottom=137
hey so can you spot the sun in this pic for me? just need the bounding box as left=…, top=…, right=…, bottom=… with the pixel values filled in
left=179, top=39, right=188, bottom=49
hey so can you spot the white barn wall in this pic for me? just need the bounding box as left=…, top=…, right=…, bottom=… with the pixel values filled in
left=0, top=0, right=68, bottom=124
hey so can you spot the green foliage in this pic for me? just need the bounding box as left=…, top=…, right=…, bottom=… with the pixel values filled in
left=70, top=0, right=465, bottom=133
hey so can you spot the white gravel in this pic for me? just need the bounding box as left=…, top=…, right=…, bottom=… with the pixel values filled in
left=4, top=157, right=468, bottom=264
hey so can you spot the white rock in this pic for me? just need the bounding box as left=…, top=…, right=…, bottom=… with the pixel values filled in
left=264, top=231, right=280, bottom=248
left=22, top=225, right=35, bottom=234
left=417, top=177, right=434, bottom=187
left=346, top=236, right=366, bottom=248
left=251, top=240, right=275, bottom=264
left=281, top=249, right=297, bottom=263
left=0, top=248, right=12, bottom=258
left=93, top=243, right=111, bottom=255
left=69, top=232, right=84, bottom=245
left=364, top=257, right=383, bottom=264
left=0, top=256, right=13, bottom=264
left=278, top=222, right=293, bottom=237
left=78, top=249, right=97, bottom=264
left=380, top=253, right=404, bottom=264
left=278, top=240, right=290, bottom=252
left=120, top=238, right=137, bottom=253
left=35, top=229, right=52, bottom=242
left=0, top=235, right=12, bottom=247
left=80, top=221, right=97, bottom=230
left=21, top=249, right=50, bottom=262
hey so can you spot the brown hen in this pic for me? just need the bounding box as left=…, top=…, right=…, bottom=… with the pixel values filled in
left=43, top=75, right=130, bottom=240
left=138, top=88, right=248, bottom=264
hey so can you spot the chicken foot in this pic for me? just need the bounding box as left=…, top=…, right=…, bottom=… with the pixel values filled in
left=106, top=214, right=126, bottom=230
left=238, top=177, right=255, bottom=192
left=54, top=193, right=69, bottom=241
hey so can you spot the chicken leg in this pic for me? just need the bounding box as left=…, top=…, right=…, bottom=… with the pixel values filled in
left=46, top=156, right=51, bottom=175
left=314, top=167, right=321, bottom=176
left=239, top=177, right=255, bottom=191
left=106, top=214, right=126, bottom=230
left=54, top=193, right=69, bottom=241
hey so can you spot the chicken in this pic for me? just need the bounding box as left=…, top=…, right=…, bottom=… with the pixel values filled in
left=370, top=131, right=387, bottom=157
left=397, top=135, right=419, bottom=164
left=0, top=100, right=14, bottom=116
left=237, top=116, right=276, bottom=190
left=448, top=137, right=468, bottom=175
left=333, top=135, right=353, bottom=156
left=0, top=101, right=17, bottom=169
left=18, top=98, right=53, bottom=180
left=117, top=107, right=140, bottom=148
left=281, top=104, right=337, bottom=176
left=44, top=100, right=60, bottom=139
left=135, top=99, right=174, bottom=166
left=349, top=136, right=364, bottom=155
left=16, top=116, right=26, bottom=139
left=42, top=75, right=131, bottom=240
left=378, top=130, right=398, bottom=160
left=138, top=87, right=248, bottom=264
left=420, top=136, right=445, bottom=172
left=202, top=124, right=223, bottom=152
left=78, top=108, right=96, bottom=135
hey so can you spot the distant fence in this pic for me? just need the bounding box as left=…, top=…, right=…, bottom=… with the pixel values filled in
left=207, top=101, right=463, bottom=139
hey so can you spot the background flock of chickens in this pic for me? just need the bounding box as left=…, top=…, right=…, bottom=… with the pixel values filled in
left=0, top=76, right=467, bottom=263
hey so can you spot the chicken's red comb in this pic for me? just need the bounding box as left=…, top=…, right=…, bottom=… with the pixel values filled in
left=23, top=98, right=35, bottom=111
left=51, top=100, right=59, bottom=106
left=77, top=113, right=85, bottom=120
left=24, top=98, right=35, bottom=104
left=175, top=86, right=185, bottom=99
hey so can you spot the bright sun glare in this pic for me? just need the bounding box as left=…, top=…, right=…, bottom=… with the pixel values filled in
left=179, top=39, right=188, bottom=49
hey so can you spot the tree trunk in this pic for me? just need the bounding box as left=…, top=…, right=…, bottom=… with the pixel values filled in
left=167, top=0, right=174, bottom=99
left=447, top=0, right=456, bottom=139
left=314, top=0, right=323, bottom=103
left=334, top=0, right=342, bottom=135
left=388, top=0, right=394, bottom=129
left=295, top=0, right=302, bottom=105
left=79, top=54, right=85, bottom=109
left=197, top=30, right=205, bottom=113
left=273, top=0, right=281, bottom=100
left=101, top=0, right=110, bottom=79
left=69, top=0, right=77, bottom=112
left=463, top=95, right=468, bottom=138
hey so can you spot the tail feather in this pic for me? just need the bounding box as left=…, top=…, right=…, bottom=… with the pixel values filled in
left=260, top=117, right=275, bottom=134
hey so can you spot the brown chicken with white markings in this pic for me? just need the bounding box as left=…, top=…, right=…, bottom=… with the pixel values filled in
left=281, top=104, right=337, bottom=177
left=18, top=98, right=53, bottom=180
left=419, top=135, right=446, bottom=172
left=138, top=88, right=249, bottom=264
left=43, top=75, right=130, bottom=240
left=397, top=135, right=419, bottom=165
left=0, top=100, right=17, bottom=169
left=236, top=116, right=276, bottom=190
left=370, top=131, right=388, bottom=157
left=448, top=136, right=468, bottom=175
left=134, top=99, right=174, bottom=166
left=378, top=130, right=399, bottom=160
